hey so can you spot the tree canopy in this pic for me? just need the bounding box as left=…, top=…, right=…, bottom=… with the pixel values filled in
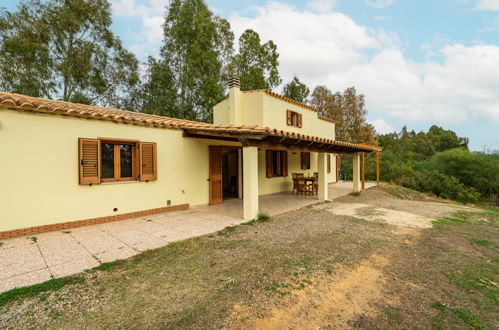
left=230, top=29, right=281, bottom=91
left=0, top=0, right=140, bottom=107
left=140, top=0, right=234, bottom=121
left=310, top=85, right=377, bottom=144
left=282, top=76, right=310, bottom=103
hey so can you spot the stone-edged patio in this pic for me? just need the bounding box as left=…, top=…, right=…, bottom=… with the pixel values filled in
left=0, top=211, right=244, bottom=293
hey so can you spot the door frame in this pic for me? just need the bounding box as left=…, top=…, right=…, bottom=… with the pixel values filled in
left=209, top=145, right=243, bottom=205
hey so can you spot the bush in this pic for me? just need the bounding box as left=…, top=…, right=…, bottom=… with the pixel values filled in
left=456, top=187, right=480, bottom=204
left=399, top=169, right=479, bottom=204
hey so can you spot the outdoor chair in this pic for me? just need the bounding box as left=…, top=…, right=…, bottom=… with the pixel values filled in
left=296, top=178, right=313, bottom=195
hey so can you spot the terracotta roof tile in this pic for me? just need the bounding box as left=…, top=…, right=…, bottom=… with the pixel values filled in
left=0, top=91, right=382, bottom=152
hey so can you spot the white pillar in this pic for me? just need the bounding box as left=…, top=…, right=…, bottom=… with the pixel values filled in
left=243, top=147, right=259, bottom=220
left=352, top=153, right=361, bottom=192
left=318, top=152, right=328, bottom=200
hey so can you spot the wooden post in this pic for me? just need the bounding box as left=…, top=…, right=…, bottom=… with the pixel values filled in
left=376, top=151, right=380, bottom=185
left=361, top=152, right=365, bottom=191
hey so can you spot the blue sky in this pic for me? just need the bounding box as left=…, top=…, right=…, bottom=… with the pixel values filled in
left=3, top=0, right=499, bottom=151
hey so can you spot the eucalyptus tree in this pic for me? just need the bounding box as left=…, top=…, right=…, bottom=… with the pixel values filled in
left=0, top=0, right=140, bottom=107
left=230, top=29, right=281, bottom=91
left=310, top=85, right=377, bottom=144
left=282, top=76, right=310, bottom=103
left=142, top=0, right=234, bottom=121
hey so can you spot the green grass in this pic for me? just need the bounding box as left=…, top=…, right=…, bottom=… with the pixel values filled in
left=433, top=210, right=499, bottom=227
left=452, top=308, right=488, bottom=330
left=379, top=184, right=424, bottom=200
left=216, top=225, right=239, bottom=236
left=470, top=238, right=493, bottom=246
left=91, top=261, right=120, bottom=272
left=0, top=276, right=84, bottom=307
left=431, top=301, right=446, bottom=311
left=257, top=213, right=271, bottom=222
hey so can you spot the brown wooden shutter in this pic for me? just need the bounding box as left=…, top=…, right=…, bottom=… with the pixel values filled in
left=209, top=146, right=223, bottom=205
left=282, top=151, right=288, bottom=176
left=301, top=152, right=309, bottom=170
left=140, top=142, right=157, bottom=181
left=298, top=113, right=303, bottom=128
left=266, top=150, right=273, bottom=178
left=79, top=138, right=101, bottom=185
left=327, top=154, right=331, bottom=173
left=286, top=110, right=292, bottom=125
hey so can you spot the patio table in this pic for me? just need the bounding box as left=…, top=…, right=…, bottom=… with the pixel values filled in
left=303, top=177, right=318, bottom=195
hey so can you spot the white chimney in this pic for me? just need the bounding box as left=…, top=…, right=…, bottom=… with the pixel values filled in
left=228, top=77, right=242, bottom=125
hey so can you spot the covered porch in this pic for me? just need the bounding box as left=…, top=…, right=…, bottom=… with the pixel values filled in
left=195, top=181, right=377, bottom=218
left=184, top=126, right=382, bottom=220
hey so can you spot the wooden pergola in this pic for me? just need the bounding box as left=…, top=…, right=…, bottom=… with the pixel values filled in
left=184, top=127, right=382, bottom=192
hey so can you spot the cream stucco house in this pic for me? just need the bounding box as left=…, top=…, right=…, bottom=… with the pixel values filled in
left=0, top=78, right=381, bottom=239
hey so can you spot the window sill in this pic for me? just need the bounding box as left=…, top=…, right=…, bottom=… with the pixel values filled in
left=101, top=180, right=140, bottom=185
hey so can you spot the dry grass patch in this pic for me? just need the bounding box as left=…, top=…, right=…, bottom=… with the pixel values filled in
left=1, top=188, right=496, bottom=329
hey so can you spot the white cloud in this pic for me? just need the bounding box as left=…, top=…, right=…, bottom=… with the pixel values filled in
left=370, top=119, right=396, bottom=134
left=366, top=0, right=396, bottom=9
left=476, top=0, right=499, bottom=10
left=307, top=0, right=337, bottom=12
left=229, top=2, right=499, bottom=125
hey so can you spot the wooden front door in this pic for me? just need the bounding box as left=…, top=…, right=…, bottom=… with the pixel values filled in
left=209, top=146, right=223, bottom=205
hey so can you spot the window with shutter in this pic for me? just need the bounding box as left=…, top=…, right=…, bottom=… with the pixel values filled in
left=301, top=152, right=310, bottom=170
left=286, top=110, right=292, bottom=126
left=266, top=150, right=288, bottom=177
left=286, top=110, right=302, bottom=128
left=99, top=139, right=140, bottom=183
left=79, top=138, right=101, bottom=185
left=266, top=150, right=273, bottom=178
left=140, top=142, right=157, bottom=181
left=327, top=154, right=331, bottom=173
left=78, top=138, right=157, bottom=185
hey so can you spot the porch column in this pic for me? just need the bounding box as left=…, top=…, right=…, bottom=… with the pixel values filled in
left=376, top=151, right=380, bottom=185
left=361, top=152, right=365, bottom=191
left=243, top=146, right=259, bottom=220
left=318, top=152, right=328, bottom=200
left=352, top=153, right=362, bottom=192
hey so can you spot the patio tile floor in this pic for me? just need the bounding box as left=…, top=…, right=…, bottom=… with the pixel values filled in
left=0, top=211, right=244, bottom=293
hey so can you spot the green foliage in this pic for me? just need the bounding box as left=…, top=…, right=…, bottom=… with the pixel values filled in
left=282, top=76, right=309, bottom=103
left=230, top=29, right=281, bottom=91
left=0, top=276, right=84, bottom=307
left=371, top=126, right=497, bottom=204
left=421, top=148, right=499, bottom=199
left=0, top=0, right=140, bottom=107
left=140, top=0, right=234, bottom=121
left=310, top=85, right=377, bottom=144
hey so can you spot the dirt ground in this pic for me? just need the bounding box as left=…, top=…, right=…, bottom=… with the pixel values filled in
left=1, top=185, right=497, bottom=329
